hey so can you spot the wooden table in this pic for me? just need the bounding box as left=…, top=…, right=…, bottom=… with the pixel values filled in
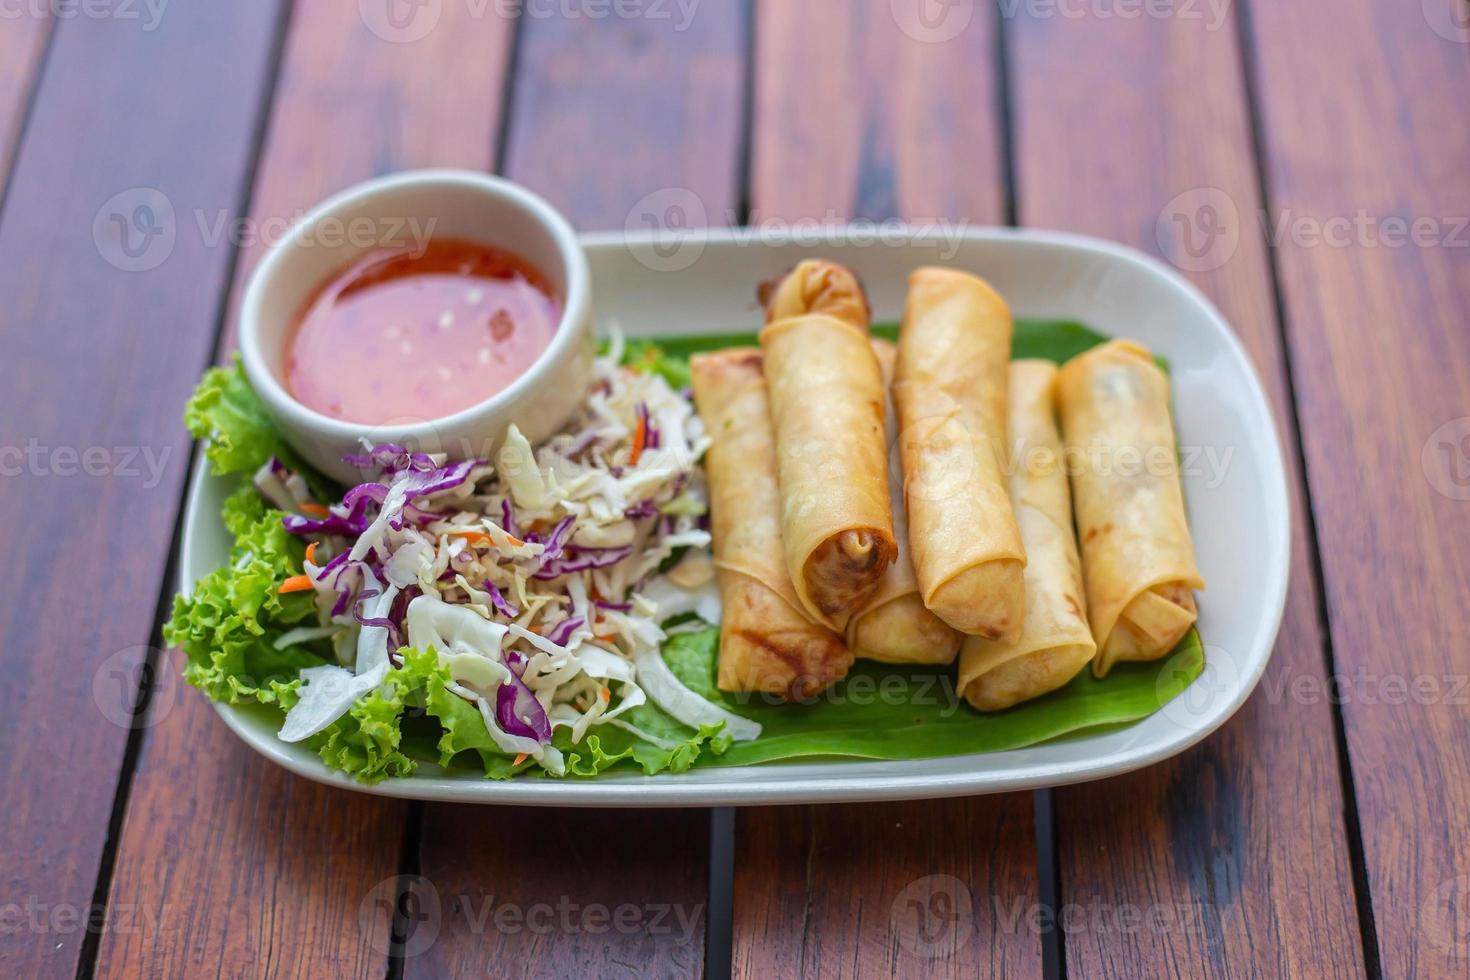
left=2, top=1, right=1466, bottom=976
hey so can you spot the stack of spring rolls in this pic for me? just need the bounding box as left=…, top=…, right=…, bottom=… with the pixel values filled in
left=690, top=260, right=1203, bottom=710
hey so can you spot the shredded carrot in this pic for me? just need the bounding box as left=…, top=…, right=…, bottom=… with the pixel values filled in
left=447, top=528, right=524, bottom=548
left=304, top=542, right=318, bottom=565
left=599, top=686, right=611, bottom=703
left=629, top=413, right=647, bottom=466
left=299, top=502, right=329, bottom=517
left=513, top=752, right=529, bottom=766
left=278, top=574, right=314, bottom=594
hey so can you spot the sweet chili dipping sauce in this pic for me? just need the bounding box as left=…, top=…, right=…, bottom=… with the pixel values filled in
left=285, top=238, right=561, bottom=424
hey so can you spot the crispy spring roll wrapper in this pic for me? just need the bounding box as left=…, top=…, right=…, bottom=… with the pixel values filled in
left=759, top=313, right=897, bottom=632
left=1056, top=339, right=1205, bottom=677
left=960, top=362, right=1095, bottom=710
left=894, top=267, right=1025, bottom=641
left=846, top=340, right=962, bottom=664
left=690, top=349, right=853, bottom=698
left=760, top=258, right=870, bottom=329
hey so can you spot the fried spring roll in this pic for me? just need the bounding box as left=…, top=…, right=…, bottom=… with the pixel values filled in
left=758, top=263, right=897, bottom=632
left=760, top=258, right=871, bottom=328
left=1056, top=339, right=1204, bottom=677
left=690, top=348, right=853, bottom=698
left=960, top=362, right=1095, bottom=709
left=846, top=340, right=962, bottom=664
left=894, top=267, right=1025, bottom=641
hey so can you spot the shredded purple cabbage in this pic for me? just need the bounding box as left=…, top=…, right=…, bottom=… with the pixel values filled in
left=341, top=443, right=439, bottom=474
left=623, top=499, right=658, bottom=519
left=533, top=545, right=634, bottom=580
left=353, top=601, right=402, bottom=652
left=495, top=671, right=552, bottom=743
left=540, top=515, right=577, bottom=558
left=545, top=616, right=585, bottom=646
left=485, top=581, right=519, bottom=619
left=282, top=493, right=376, bottom=537
left=592, top=598, right=632, bottom=613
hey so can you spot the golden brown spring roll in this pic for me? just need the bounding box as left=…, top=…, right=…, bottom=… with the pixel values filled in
left=760, top=258, right=870, bottom=329
left=1056, top=339, right=1205, bottom=677
left=690, top=349, right=853, bottom=698
left=846, top=339, right=962, bottom=664
left=758, top=260, right=896, bottom=633
left=960, top=362, right=1095, bottom=710
left=894, top=267, right=1025, bottom=641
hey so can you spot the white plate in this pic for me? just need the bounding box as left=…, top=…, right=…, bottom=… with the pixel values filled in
left=180, top=226, right=1290, bottom=806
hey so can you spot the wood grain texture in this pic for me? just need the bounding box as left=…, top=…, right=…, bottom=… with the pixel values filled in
left=0, top=6, right=288, bottom=977
left=411, top=7, right=748, bottom=976
left=734, top=4, right=1042, bottom=977
left=501, top=2, right=746, bottom=230
left=1246, top=1, right=1470, bottom=976
left=1007, top=8, right=1369, bottom=977
left=0, top=12, right=51, bottom=188
left=94, top=6, right=514, bottom=978
left=418, top=806, right=709, bottom=978
left=750, top=0, right=1003, bottom=221
left=734, top=801, right=1042, bottom=979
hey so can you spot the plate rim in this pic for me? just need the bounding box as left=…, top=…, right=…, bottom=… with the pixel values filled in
left=180, top=223, right=1291, bottom=806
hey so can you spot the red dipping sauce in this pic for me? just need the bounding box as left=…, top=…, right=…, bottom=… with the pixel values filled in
left=285, top=238, right=561, bottom=424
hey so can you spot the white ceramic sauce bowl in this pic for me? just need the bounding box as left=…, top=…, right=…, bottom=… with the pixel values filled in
left=238, top=170, right=592, bottom=484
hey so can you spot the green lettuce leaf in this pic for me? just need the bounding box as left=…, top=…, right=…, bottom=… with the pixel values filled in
left=184, top=356, right=332, bottom=497
left=164, top=485, right=326, bottom=704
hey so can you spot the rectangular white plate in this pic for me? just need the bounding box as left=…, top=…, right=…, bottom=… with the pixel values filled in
left=181, top=226, right=1290, bottom=806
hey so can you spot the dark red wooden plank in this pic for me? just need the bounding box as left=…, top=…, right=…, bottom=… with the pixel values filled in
left=412, top=7, right=748, bottom=976
left=732, top=4, right=1043, bottom=977
left=1008, top=8, right=1367, bottom=975
left=94, top=5, right=514, bottom=977
left=0, top=12, right=51, bottom=188
left=0, top=5, right=289, bottom=977
left=1247, top=1, right=1470, bottom=976
left=501, top=4, right=745, bottom=230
